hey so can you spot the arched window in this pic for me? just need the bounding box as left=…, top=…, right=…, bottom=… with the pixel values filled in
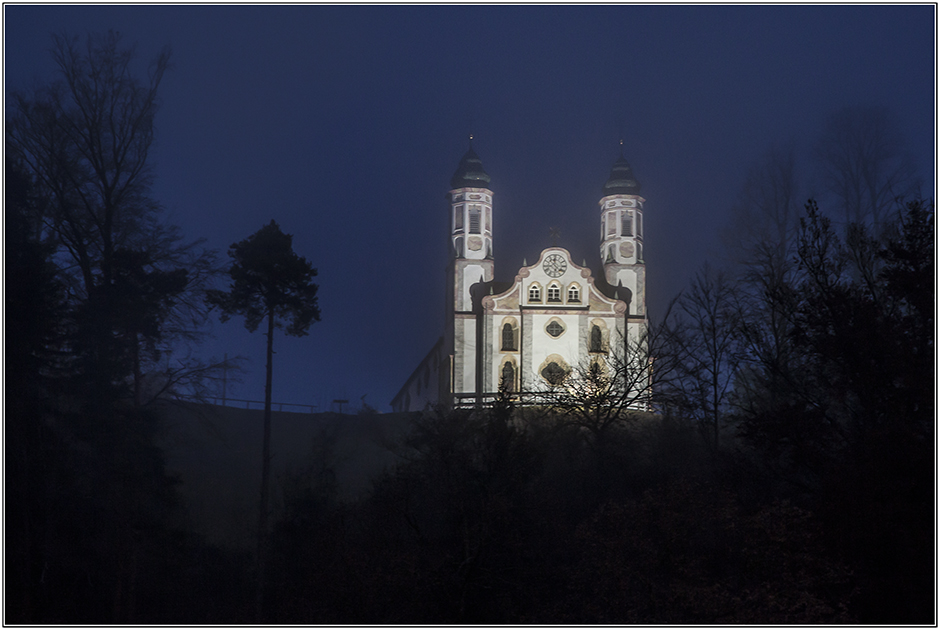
left=637, top=241, right=643, bottom=262
left=501, top=362, right=515, bottom=392
left=567, top=284, right=580, bottom=303
left=547, top=283, right=561, bottom=303
left=454, top=237, right=463, bottom=258
left=590, top=324, right=604, bottom=353
left=529, top=284, right=541, bottom=303
left=502, top=322, right=515, bottom=351
left=622, top=210, right=633, bottom=236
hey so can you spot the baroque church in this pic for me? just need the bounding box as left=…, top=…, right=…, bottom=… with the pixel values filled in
left=391, top=143, right=649, bottom=412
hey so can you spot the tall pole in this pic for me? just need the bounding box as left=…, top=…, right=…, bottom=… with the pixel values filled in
left=222, top=352, right=228, bottom=406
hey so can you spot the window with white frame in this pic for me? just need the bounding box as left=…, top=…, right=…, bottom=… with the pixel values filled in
left=567, top=284, right=580, bottom=303
left=529, top=284, right=541, bottom=303
left=547, top=284, right=561, bottom=303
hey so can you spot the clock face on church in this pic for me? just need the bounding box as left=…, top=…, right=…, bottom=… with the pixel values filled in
left=542, top=253, right=567, bottom=278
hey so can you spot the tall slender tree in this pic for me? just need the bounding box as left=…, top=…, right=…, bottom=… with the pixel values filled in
left=207, top=220, right=321, bottom=621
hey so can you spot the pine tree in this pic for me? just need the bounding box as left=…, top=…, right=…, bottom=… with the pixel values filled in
left=207, top=220, right=321, bottom=621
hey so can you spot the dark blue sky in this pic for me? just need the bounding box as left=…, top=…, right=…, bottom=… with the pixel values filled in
left=5, top=5, right=935, bottom=412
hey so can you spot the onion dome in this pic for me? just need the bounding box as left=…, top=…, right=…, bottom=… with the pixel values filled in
left=602, top=153, right=641, bottom=196
left=450, top=145, right=491, bottom=189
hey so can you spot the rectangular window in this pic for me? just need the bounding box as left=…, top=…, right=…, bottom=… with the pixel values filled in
left=469, top=206, right=481, bottom=234
left=454, top=206, right=463, bottom=231
left=622, top=211, right=633, bottom=236
left=607, top=212, right=616, bottom=236
left=485, top=207, right=491, bottom=233
left=637, top=212, right=642, bottom=237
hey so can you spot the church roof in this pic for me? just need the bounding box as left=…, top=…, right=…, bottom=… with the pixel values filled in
left=469, top=279, right=515, bottom=314
left=450, top=146, right=492, bottom=189
left=591, top=265, right=633, bottom=306
left=602, top=153, right=641, bottom=196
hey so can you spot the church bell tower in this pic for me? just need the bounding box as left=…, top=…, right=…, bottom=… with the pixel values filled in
left=444, top=138, right=494, bottom=401
left=600, top=142, right=646, bottom=318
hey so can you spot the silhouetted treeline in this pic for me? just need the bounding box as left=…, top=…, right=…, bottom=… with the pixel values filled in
left=258, top=406, right=852, bottom=623
left=5, top=32, right=237, bottom=624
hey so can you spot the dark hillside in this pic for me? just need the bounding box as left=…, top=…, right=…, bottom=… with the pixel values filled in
left=155, top=402, right=415, bottom=550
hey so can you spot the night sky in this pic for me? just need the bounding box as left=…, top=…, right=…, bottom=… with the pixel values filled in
left=5, top=5, right=935, bottom=412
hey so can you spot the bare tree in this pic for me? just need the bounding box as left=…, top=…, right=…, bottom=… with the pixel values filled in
left=7, top=31, right=221, bottom=404
left=814, top=106, right=920, bottom=231
left=9, top=31, right=170, bottom=295
left=673, top=265, right=741, bottom=451
left=538, top=302, right=684, bottom=446
left=723, top=145, right=802, bottom=273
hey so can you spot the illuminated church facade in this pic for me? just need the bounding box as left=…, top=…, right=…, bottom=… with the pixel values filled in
left=391, top=144, right=649, bottom=412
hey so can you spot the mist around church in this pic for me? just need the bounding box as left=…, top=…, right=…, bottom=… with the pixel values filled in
left=5, top=18, right=935, bottom=626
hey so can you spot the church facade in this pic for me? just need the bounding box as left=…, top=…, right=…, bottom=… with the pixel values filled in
left=391, top=144, right=649, bottom=412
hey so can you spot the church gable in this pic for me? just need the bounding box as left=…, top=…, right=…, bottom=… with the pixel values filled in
left=483, top=248, right=623, bottom=316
